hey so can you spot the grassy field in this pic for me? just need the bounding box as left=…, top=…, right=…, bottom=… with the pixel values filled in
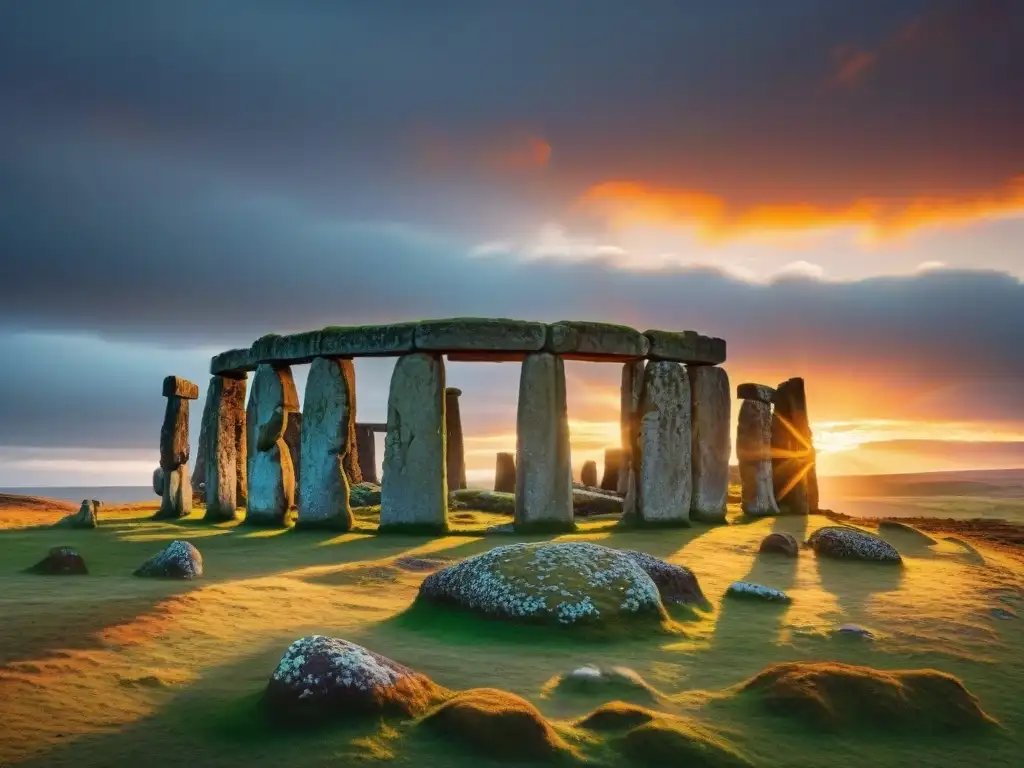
left=1, top=499, right=1022, bottom=767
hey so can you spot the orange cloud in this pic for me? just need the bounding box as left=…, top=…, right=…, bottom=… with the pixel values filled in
left=578, top=176, right=1024, bottom=242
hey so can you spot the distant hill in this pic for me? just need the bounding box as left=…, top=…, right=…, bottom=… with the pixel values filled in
left=818, top=467, right=1024, bottom=499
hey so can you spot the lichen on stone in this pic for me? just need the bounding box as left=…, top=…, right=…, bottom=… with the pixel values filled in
left=807, top=526, right=902, bottom=563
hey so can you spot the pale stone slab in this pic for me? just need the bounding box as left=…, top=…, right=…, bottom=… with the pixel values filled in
left=643, top=330, right=726, bottom=365
left=545, top=321, right=649, bottom=360
left=737, top=382, right=776, bottom=404
left=618, top=360, right=645, bottom=494
left=515, top=352, right=573, bottom=531
left=245, top=364, right=298, bottom=525
left=737, top=400, right=779, bottom=516
left=156, top=465, right=192, bottom=519
left=296, top=357, right=356, bottom=530
left=380, top=353, right=448, bottom=532
left=203, top=375, right=247, bottom=522
left=162, top=376, right=199, bottom=400
left=414, top=318, right=547, bottom=354
left=689, top=366, right=731, bottom=523
left=494, top=451, right=516, bottom=493
left=445, top=387, right=467, bottom=491
left=637, top=361, right=692, bottom=525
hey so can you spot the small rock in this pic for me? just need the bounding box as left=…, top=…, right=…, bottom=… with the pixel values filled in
left=620, top=550, right=706, bottom=605
left=807, top=526, right=902, bottom=564
left=133, top=540, right=203, bottom=579
left=725, top=581, right=791, bottom=603
left=262, top=635, right=445, bottom=721
left=559, top=664, right=655, bottom=698
left=758, top=532, right=800, bottom=557
left=25, top=546, right=88, bottom=575
left=580, top=460, right=599, bottom=488
left=991, top=608, right=1016, bottom=620
left=834, top=624, right=875, bottom=639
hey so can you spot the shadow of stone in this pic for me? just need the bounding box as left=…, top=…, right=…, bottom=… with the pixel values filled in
left=813, top=555, right=905, bottom=620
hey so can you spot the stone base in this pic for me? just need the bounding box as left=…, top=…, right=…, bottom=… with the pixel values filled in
left=203, top=505, right=240, bottom=523
left=689, top=508, right=727, bottom=525
left=377, top=522, right=450, bottom=536
left=240, top=511, right=294, bottom=527
left=618, top=516, right=693, bottom=530
left=512, top=519, right=577, bottom=535
left=292, top=515, right=355, bottom=533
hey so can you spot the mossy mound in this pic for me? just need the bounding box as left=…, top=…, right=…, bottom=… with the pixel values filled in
left=617, top=719, right=751, bottom=767
left=448, top=489, right=515, bottom=513
left=555, top=664, right=659, bottom=702
left=417, top=541, right=666, bottom=627
left=349, top=482, right=381, bottom=508
left=576, top=700, right=658, bottom=731
left=419, top=688, right=570, bottom=761
left=739, top=661, right=996, bottom=732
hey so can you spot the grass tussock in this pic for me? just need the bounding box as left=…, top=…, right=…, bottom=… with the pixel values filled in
left=739, top=661, right=998, bottom=732
left=551, top=665, right=660, bottom=703
left=419, top=687, right=572, bottom=760
left=575, top=700, right=658, bottom=731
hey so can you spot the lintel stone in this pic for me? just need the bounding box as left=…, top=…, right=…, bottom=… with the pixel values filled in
left=251, top=324, right=418, bottom=365
left=210, top=348, right=256, bottom=378
left=162, top=376, right=199, bottom=400
left=643, top=330, right=726, bottom=365
left=546, top=321, right=649, bottom=360
left=737, top=383, right=776, bottom=403
left=414, top=317, right=547, bottom=354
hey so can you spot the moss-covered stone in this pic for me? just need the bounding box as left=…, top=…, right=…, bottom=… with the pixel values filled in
left=644, top=329, right=727, bottom=365
left=210, top=347, right=257, bottom=377
left=545, top=320, right=649, bottom=360
left=413, top=317, right=547, bottom=353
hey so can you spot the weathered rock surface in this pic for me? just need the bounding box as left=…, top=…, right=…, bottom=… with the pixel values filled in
left=807, top=526, right=902, bottom=563
left=737, top=383, right=776, bottom=404
left=726, top=581, right=791, bottom=602
left=418, top=542, right=664, bottom=626
left=162, top=375, right=199, bottom=400
left=203, top=375, right=247, bottom=522
left=56, top=499, right=100, bottom=529
left=355, top=424, right=378, bottom=484
left=620, top=550, right=706, bottom=605
left=414, top=317, right=547, bottom=355
left=296, top=357, right=356, bottom=531
left=26, top=546, right=88, bottom=575
left=772, top=377, right=816, bottom=514
left=380, top=353, right=448, bottom=532
left=251, top=324, right=418, bottom=365
left=444, top=388, right=467, bottom=491
left=192, top=390, right=210, bottom=502
left=636, top=361, right=692, bottom=525
left=571, top=488, right=623, bottom=517
left=283, top=411, right=303, bottom=497
left=580, top=460, right=598, bottom=488
left=618, top=360, right=645, bottom=495
left=688, top=365, right=731, bottom=523
left=758, top=532, right=800, bottom=557
left=449, top=489, right=517, bottom=514
left=246, top=364, right=298, bottom=525
left=152, top=466, right=165, bottom=496
left=494, top=451, right=516, bottom=493
left=515, top=353, right=573, bottom=531
left=156, top=465, right=192, bottom=519
left=601, top=447, right=624, bottom=492
left=134, top=540, right=203, bottom=579
left=546, top=321, right=649, bottom=360
left=643, top=330, right=726, bottom=365
left=262, top=635, right=445, bottom=722
left=737, top=399, right=779, bottom=516
left=210, top=347, right=257, bottom=377
left=159, top=396, right=190, bottom=472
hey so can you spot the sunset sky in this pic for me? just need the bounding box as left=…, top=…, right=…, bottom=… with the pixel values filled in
left=1, top=1, right=1023, bottom=489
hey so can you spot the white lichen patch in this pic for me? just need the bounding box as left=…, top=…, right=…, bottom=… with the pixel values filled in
left=419, top=541, right=663, bottom=625
left=725, top=580, right=791, bottom=603
left=270, top=635, right=411, bottom=693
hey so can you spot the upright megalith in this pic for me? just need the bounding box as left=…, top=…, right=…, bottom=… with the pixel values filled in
left=636, top=361, right=691, bottom=526
left=618, top=361, right=645, bottom=494
left=296, top=357, right=357, bottom=531
left=601, top=448, right=624, bottom=492
left=494, top=451, right=516, bottom=493
left=380, top=353, right=448, bottom=533
left=580, top=460, right=598, bottom=488
left=445, top=387, right=468, bottom=491
left=771, top=377, right=817, bottom=515
left=355, top=424, right=378, bottom=484
left=156, top=376, right=198, bottom=519
left=515, top=352, right=573, bottom=532
left=192, top=399, right=209, bottom=503
left=342, top=414, right=362, bottom=486
left=688, top=366, right=731, bottom=523
left=737, top=384, right=779, bottom=516
left=245, top=364, right=298, bottom=525
left=283, top=411, right=302, bottom=506
left=203, top=375, right=247, bottom=522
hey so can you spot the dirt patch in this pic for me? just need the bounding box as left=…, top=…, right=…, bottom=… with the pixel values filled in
left=825, top=511, right=1024, bottom=556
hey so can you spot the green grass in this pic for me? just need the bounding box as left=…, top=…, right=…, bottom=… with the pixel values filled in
left=0, top=500, right=1022, bottom=766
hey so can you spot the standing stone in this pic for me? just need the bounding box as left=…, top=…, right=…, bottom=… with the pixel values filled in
left=203, top=375, right=247, bottom=522
left=636, top=361, right=691, bottom=526
left=159, top=396, right=190, bottom=472
left=192, top=395, right=209, bottom=503
left=283, top=411, right=302, bottom=508
left=235, top=390, right=248, bottom=507
left=445, top=388, right=468, bottom=491
left=600, top=448, right=624, bottom=492
left=494, top=451, right=516, bottom=493
left=380, top=353, right=448, bottom=533
left=158, top=465, right=192, bottom=520
left=514, top=352, right=573, bottom=531
left=356, top=425, right=378, bottom=484
left=152, top=467, right=165, bottom=496
left=296, top=358, right=357, bottom=531
left=688, top=366, right=731, bottom=523
left=618, top=360, right=645, bottom=494
left=342, top=413, right=362, bottom=486
left=772, top=377, right=817, bottom=515
left=246, top=364, right=298, bottom=525
left=737, top=397, right=779, bottom=516
left=580, top=460, right=599, bottom=488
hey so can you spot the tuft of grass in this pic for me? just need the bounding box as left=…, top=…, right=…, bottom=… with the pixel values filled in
left=418, top=687, right=572, bottom=761
left=617, top=717, right=751, bottom=767
left=575, top=700, right=658, bottom=731
left=738, top=661, right=998, bottom=732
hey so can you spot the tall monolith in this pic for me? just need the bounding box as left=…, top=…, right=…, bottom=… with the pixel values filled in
left=636, top=361, right=691, bottom=525
left=688, top=366, right=731, bottom=523
left=245, top=364, right=298, bottom=525
left=203, top=375, right=247, bottom=522
left=737, top=383, right=779, bottom=516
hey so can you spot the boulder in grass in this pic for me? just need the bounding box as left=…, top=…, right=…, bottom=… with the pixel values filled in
left=807, top=526, right=902, bottom=564
left=834, top=624, right=876, bottom=640
left=133, top=540, right=203, bottom=579
left=55, top=499, right=100, bottom=529
left=725, top=581, right=791, bottom=603
left=25, top=546, right=88, bottom=575
left=262, top=635, right=446, bottom=723
left=758, top=532, right=800, bottom=557
left=418, top=541, right=664, bottom=627
left=557, top=664, right=658, bottom=701
left=619, top=550, right=706, bottom=606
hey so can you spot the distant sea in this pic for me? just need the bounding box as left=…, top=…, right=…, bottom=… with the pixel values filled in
left=0, top=486, right=154, bottom=504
